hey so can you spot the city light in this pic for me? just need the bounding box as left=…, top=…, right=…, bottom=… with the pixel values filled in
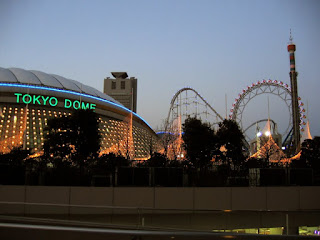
left=0, top=83, right=153, bottom=130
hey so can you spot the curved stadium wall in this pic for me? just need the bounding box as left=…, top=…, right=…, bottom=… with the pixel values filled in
left=0, top=67, right=160, bottom=160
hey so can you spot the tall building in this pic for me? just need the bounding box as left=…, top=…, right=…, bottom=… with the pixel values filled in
left=288, top=33, right=300, bottom=153
left=104, top=72, right=137, bottom=113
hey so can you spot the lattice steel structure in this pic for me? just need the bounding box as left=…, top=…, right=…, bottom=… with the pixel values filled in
left=230, top=80, right=306, bottom=149
left=164, top=87, right=223, bottom=133
left=160, top=88, right=223, bottom=160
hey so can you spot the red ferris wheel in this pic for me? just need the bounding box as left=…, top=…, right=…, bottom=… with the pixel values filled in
left=230, top=80, right=306, bottom=146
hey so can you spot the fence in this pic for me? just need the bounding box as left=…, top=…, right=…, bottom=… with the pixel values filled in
left=1, top=164, right=317, bottom=187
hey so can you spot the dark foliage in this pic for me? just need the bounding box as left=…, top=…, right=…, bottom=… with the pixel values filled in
left=0, top=146, right=30, bottom=166
left=94, top=153, right=130, bottom=172
left=43, top=109, right=101, bottom=169
left=245, top=157, right=269, bottom=168
left=182, top=117, right=216, bottom=168
left=72, top=109, right=101, bottom=163
left=43, top=116, right=74, bottom=167
left=216, top=119, right=246, bottom=168
left=300, top=137, right=320, bottom=171
left=145, top=152, right=168, bottom=167
left=2, top=114, right=320, bottom=187
left=0, top=146, right=31, bottom=185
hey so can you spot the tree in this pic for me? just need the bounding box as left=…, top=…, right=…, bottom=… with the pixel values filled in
left=145, top=152, right=168, bottom=167
left=43, top=109, right=101, bottom=170
left=0, top=146, right=30, bottom=166
left=182, top=117, right=216, bottom=168
left=92, top=153, right=131, bottom=186
left=43, top=116, right=74, bottom=168
left=216, top=119, right=246, bottom=168
left=0, top=146, right=31, bottom=185
left=71, top=109, right=101, bottom=170
left=95, top=153, right=130, bottom=172
left=300, top=137, right=320, bottom=171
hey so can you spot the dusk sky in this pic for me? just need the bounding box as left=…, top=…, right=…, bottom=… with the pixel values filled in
left=1, top=0, right=319, bottom=137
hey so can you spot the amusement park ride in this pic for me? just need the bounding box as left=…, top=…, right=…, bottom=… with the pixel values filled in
left=161, top=33, right=311, bottom=161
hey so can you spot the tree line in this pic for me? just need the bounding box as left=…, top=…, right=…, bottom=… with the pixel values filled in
left=181, top=117, right=246, bottom=169
left=0, top=110, right=319, bottom=186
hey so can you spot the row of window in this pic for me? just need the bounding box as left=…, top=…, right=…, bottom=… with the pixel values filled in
left=0, top=105, right=160, bottom=159
left=111, top=81, right=126, bottom=90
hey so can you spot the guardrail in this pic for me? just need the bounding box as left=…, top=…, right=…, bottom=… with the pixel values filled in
left=0, top=222, right=319, bottom=240
left=1, top=201, right=320, bottom=237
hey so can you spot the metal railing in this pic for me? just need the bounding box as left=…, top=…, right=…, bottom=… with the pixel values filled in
left=1, top=201, right=320, bottom=237
left=1, top=221, right=319, bottom=240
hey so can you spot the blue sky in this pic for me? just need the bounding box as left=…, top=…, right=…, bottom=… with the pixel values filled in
left=1, top=0, right=319, bottom=137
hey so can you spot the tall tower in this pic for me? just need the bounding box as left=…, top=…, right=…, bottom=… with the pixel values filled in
left=288, top=32, right=300, bottom=153
left=104, top=72, right=137, bottom=113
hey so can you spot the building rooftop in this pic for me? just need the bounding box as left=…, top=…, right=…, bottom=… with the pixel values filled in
left=111, top=72, right=128, bottom=79
left=0, top=67, right=121, bottom=105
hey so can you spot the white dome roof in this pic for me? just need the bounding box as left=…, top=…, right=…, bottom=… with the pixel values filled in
left=0, top=67, right=120, bottom=105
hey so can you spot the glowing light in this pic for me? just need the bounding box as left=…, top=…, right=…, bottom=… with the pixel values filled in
left=265, top=131, right=271, bottom=136
left=0, top=83, right=152, bottom=130
left=222, top=236, right=235, bottom=239
left=257, top=132, right=262, bottom=137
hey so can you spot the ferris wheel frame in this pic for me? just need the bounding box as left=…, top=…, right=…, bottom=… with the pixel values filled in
left=229, top=80, right=306, bottom=143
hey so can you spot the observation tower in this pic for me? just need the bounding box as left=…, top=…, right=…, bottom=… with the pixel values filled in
left=288, top=32, right=300, bottom=153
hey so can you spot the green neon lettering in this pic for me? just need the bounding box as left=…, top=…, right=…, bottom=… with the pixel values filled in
left=14, top=93, right=23, bottom=103
left=81, top=102, right=90, bottom=109
left=90, top=103, right=96, bottom=110
left=64, top=99, right=72, bottom=108
left=73, top=100, right=80, bottom=109
left=14, top=93, right=97, bottom=111
left=33, top=95, right=41, bottom=105
left=42, top=96, right=50, bottom=105
left=22, top=94, right=32, bottom=104
left=49, top=97, right=58, bottom=106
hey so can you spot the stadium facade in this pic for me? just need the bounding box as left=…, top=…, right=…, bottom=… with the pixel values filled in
left=0, top=67, right=161, bottom=159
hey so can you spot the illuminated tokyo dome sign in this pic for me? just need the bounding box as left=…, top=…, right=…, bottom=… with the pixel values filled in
left=0, top=82, right=153, bottom=130
left=14, top=93, right=96, bottom=110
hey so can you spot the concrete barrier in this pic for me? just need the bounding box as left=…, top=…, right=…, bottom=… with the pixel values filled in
left=1, top=186, right=320, bottom=212
left=0, top=186, right=320, bottom=233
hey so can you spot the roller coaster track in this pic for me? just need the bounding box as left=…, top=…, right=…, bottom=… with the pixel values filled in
left=164, top=87, right=223, bottom=132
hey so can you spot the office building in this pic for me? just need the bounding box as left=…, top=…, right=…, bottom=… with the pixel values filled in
left=104, top=72, right=137, bottom=113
